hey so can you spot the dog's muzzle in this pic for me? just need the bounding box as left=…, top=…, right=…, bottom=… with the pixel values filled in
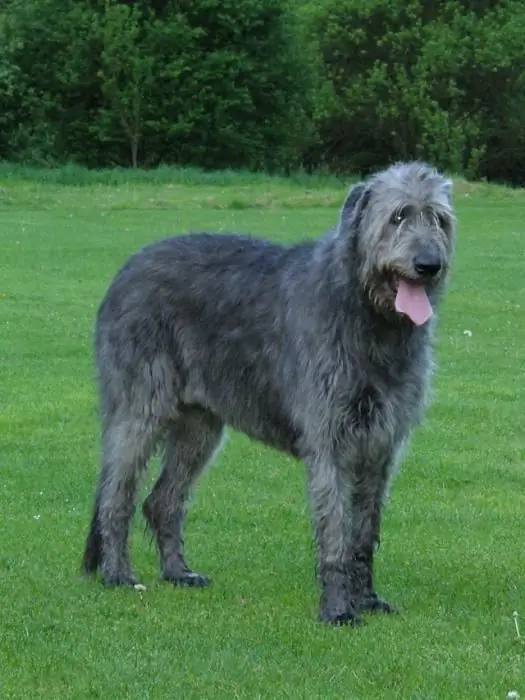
left=413, top=253, right=441, bottom=278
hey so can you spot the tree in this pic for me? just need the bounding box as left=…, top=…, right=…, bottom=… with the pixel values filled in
left=98, top=1, right=154, bottom=167
left=0, top=0, right=315, bottom=172
left=0, top=0, right=103, bottom=164
left=303, top=0, right=525, bottom=182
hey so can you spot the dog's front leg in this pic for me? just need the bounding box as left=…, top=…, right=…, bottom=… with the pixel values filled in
left=346, top=460, right=397, bottom=615
left=305, top=454, right=361, bottom=625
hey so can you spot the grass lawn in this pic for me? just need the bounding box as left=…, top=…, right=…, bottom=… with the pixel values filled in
left=0, top=166, right=524, bottom=699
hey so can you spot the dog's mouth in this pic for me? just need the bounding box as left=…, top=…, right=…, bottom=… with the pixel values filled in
left=391, top=275, right=433, bottom=326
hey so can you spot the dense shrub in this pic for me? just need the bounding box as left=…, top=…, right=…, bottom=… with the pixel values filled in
left=301, top=0, right=525, bottom=181
left=0, top=0, right=314, bottom=171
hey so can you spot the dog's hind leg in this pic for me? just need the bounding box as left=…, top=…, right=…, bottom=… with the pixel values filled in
left=83, top=414, right=157, bottom=586
left=142, top=407, right=225, bottom=587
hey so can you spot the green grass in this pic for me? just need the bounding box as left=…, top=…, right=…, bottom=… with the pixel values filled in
left=1, top=166, right=524, bottom=699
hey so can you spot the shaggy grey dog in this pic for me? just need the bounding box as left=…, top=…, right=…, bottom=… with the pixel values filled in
left=82, top=161, right=455, bottom=625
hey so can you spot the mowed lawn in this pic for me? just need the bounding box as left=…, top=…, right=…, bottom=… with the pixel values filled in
left=0, top=168, right=524, bottom=699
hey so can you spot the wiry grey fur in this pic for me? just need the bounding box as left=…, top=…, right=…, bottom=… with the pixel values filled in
left=82, top=161, right=456, bottom=625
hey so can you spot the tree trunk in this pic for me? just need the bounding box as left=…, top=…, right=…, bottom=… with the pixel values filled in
left=131, top=135, right=139, bottom=168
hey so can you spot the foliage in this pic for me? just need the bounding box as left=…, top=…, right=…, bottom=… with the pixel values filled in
left=0, top=0, right=313, bottom=170
left=1, top=0, right=525, bottom=181
left=0, top=0, right=103, bottom=165
left=97, top=1, right=155, bottom=167
left=301, top=0, right=525, bottom=179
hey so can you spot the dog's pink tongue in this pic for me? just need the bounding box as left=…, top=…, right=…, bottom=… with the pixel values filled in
left=395, top=280, right=433, bottom=326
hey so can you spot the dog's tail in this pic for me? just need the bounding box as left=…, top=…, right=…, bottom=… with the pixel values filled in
left=82, top=495, right=102, bottom=575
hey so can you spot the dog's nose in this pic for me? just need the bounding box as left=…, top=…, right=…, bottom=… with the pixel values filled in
left=413, top=254, right=441, bottom=277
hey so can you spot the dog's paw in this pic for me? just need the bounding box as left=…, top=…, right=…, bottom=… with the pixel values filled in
left=101, top=571, right=140, bottom=587
left=319, top=607, right=363, bottom=626
left=163, top=569, right=210, bottom=588
left=319, top=588, right=362, bottom=626
left=359, top=593, right=398, bottom=614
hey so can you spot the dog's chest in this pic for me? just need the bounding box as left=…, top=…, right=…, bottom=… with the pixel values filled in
left=334, top=361, right=427, bottom=451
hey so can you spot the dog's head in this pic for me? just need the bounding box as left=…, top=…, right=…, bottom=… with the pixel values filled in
left=338, top=162, right=456, bottom=326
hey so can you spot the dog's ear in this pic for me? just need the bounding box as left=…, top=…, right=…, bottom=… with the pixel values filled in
left=337, top=183, right=370, bottom=236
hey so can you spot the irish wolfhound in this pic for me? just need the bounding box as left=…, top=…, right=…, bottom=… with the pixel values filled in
left=82, top=161, right=455, bottom=624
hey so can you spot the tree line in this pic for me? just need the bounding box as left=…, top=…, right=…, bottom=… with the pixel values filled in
left=1, top=0, right=524, bottom=183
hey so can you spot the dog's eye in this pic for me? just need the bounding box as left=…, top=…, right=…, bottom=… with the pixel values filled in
left=391, top=207, right=408, bottom=225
